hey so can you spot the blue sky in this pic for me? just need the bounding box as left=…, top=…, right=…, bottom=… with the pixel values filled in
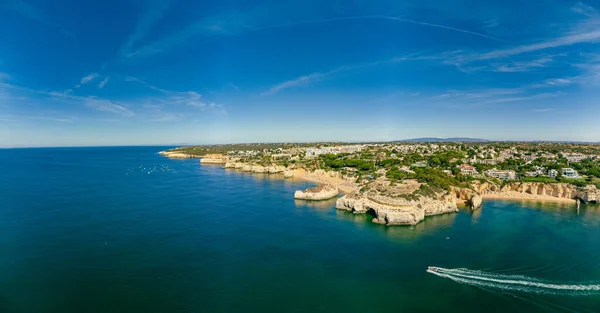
left=1, top=0, right=600, bottom=146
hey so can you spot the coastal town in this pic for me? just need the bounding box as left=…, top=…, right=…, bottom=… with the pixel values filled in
left=161, top=141, right=600, bottom=225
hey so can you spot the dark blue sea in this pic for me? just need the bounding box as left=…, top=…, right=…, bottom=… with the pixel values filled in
left=1, top=146, right=600, bottom=312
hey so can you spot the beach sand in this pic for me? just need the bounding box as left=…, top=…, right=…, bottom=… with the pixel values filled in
left=482, top=191, right=576, bottom=203
left=293, top=171, right=358, bottom=194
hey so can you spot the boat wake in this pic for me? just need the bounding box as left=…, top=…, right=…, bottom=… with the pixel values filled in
left=427, top=267, right=600, bottom=296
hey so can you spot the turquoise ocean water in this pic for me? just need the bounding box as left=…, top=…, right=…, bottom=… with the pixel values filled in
left=1, top=147, right=600, bottom=312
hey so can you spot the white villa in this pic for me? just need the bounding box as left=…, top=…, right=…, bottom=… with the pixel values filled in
left=457, top=164, right=478, bottom=176
left=484, top=168, right=517, bottom=180
left=561, top=168, right=581, bottom=179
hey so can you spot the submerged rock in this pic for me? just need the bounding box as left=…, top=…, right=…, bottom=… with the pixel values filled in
left=294, top=184, right=339, bottom=201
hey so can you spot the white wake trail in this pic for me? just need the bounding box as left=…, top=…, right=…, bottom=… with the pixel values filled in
left=428, top=267, right=600, bottom=296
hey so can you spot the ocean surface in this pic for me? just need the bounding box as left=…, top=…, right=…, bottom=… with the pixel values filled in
left=1, top=146, right=600, bottom=313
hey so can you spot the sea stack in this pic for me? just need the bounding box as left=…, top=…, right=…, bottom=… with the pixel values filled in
left=294, top=184, right=339, bottom=201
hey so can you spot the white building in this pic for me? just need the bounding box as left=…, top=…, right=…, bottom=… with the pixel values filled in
left=457, top=164, right=478, bottom=176
left=561, top=168, right=581, bottom=179
left=547, top=169, right=558, bottom=178
left=484, top=168, right=516, bottom=180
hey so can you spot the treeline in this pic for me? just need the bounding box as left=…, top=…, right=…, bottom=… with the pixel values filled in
left=320, top=154, right=374, bottom=171
left=386, top=167, right=470, bottom=191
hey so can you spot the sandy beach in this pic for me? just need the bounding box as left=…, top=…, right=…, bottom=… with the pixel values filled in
left=482, top=191, right=576, bottom=203
left=293, top=171, right=358, bottom=194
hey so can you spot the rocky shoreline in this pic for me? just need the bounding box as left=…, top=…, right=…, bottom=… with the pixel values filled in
left=159, top=151, right=197, bottom=159
left=160, top=153, right=600, bottom=226
left=294, top=185, right=339, bottom=201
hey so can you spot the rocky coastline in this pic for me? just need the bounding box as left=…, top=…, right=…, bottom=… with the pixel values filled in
left=294, top=185, right=339, bottom=201
left=336, top=189, right=458, bottom=226
left=161, top=154, right=600, bottom=226
left=159, top=151, right=197, bottom=159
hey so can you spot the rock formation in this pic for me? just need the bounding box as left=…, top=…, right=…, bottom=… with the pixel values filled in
left=336, top=181, right=458, bottom=226
left=200, top=154, right=227, bottom=164
left=294, top=184, right=339, bottom=201
left=452, top=187, right=483, bottom=210
left=159, top=151, right=196, bottom=159
left=471, top=181, right=599, bottom=203
left=470, top=194, right=483, bottom=210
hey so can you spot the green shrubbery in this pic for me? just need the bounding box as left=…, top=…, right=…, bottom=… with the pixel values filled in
left=385, top=166, right=470, bottom=191
left=520, top=176, right=559, bottom=183
left=320, top=154, right=374, bottom=171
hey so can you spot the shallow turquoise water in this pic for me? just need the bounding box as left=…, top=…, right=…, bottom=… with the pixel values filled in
left=1, top=147, right=600, bottom=312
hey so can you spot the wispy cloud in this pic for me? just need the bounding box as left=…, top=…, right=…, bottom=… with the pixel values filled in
left=478, top=30, right=600, bottom=60
left=0, top=72, right=11, bottom=81
left=572, top=2, right=597, bottom=17
left=532, top=108, right=557, bottom=113
left=125, top=76, right=224, bottom=112
left=79, top=73, right=99, bottom=85
left=0, top=80, right=135, bottom=117
left=125, top=76, right=167, bottom=93
left=84, top=98, right=134, bottom=116
left=262, top=56, right=422, bottom=96
left=119, top=0, right=173, bottom=57
left=262, top=71, right=335, bottom=96
left=432, top=88, right=523, bottom=100
left=127, top=13, right=501, bottom=58
left=493, top=55, right=555, bottom=72
left=475, top=92, right=560, bottom=105
left=544, top=77, right=575, bottom=86
left=431, top=84, right=563, bottom=108
left=98, top=76, right=109, bottom=89
left=2, top=0, right=72, bottom=36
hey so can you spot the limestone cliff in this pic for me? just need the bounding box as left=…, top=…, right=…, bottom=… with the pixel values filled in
left=159, top=151, right=196, bottom=159
left=200, top=154, right=227, bottom=164
left=224, top=162, right=286, bottom=174
left=294, top=184, right=339, bottom=201
left=471, top=181, right=600, bottom=203
left=452, top=187, right=483, bottom=210
left=336, top=182, right=458, bottom=226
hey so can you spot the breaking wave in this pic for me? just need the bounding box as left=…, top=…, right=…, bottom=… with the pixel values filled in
left=427, top=267, right=600, bottom=296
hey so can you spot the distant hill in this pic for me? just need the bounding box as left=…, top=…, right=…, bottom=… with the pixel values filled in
left=397, top=137, right=490, bottom=143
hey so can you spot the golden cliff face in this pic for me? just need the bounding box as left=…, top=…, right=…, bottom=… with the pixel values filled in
left=472, top=181, right=600, bottom=203
left=336, top=182, right=459, bottom=226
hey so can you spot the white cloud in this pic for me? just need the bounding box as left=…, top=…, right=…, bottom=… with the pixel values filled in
left=4, top=0, right=72, bottom=36
left=119, top=0, right=173, bottom=56
left=0, top=72, right=11, bottom=81
left=572, top=2, right=597, bottom=17
left=478, top=30, right=600, bottom=60
left=127, top=11, right=501, bottom=58
left=98, top=76, right=109, bottom=89
left=532, top=108, right=557, bottom=113
left=475, top=92, right=560, bottom=105
left=84, top=98, right=134, bottom=116
left=262, top=71, right=331, bottom=96
left=544, top=78, right=573, bottom=85
left=493, top=55, right=555, bottom=72
left=125, top=76, right=224, bottom=112
left=80, top=73, right=99, bottom=85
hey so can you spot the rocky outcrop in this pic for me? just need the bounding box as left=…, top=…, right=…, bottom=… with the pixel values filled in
left=578, top=185, right=600, bottom=203
left=470, top=194, right=483, bottom=210
left=283, top=171, right=294, bottom=178
left=294, top=184, right=339, bottom=200
left=471, top=181, right=599, bottom=203
left=452, top=187, right=483, bottom=210
left=159, top=151, right=196, bottom=159
left=336, top=190, right=458, bottom=226
left=200, top=154, right=227, bottom=164
left=225, top=162, right=286, bottom=174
